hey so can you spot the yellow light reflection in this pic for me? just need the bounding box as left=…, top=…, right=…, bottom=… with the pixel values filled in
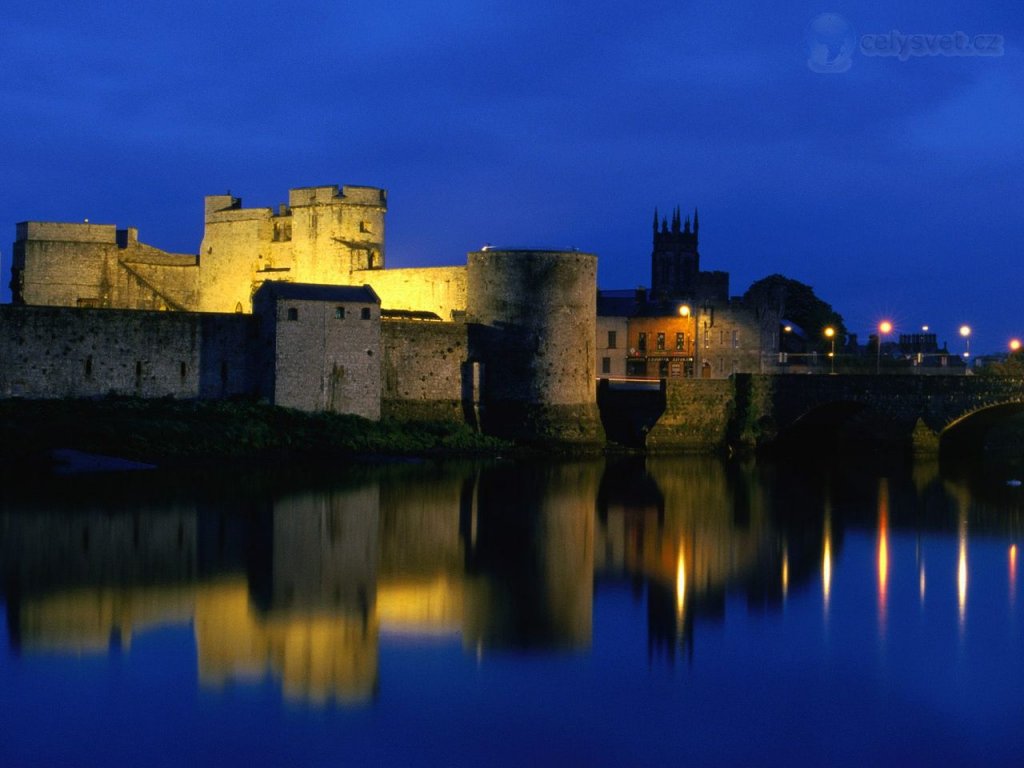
left=782, top=545, right=789, bottom=599
left=877, top=479, right=889, bottom=629
left=957, top=513, right=968, bottom=629
left=919, top=562, right=926, bottom=604
left=822, top=513, right=832, bottom=611
left=676, top=544, right=686, bottom=617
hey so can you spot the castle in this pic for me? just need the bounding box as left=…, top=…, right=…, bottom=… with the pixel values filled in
left=3, top=184, right=602, bottom=443
left=2, top=182, right=777, bottom=443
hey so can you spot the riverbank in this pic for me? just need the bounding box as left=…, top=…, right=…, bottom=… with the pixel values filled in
left=0, top=397, right=513, bottom=471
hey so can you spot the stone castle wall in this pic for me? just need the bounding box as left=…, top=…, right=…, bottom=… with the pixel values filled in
left=198, top=185, right=387, bottom=314
left=0, top=305, right=255, bottom=400
left=355, top=266, right=467, bottom=319
left=466, top=249, right=603, bottom=443
left=255, top=293, right=382, bottom=419
left=5, top=186, right=605, bottom=441
left=13, top=222, right=199, bottom=311
left=381, top=319, right=470, bottom=422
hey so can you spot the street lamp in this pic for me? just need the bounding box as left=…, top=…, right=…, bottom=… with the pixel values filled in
left=1010, top=338, right=1021, bottom=353
left=679, top=305, right=690, bottom=317
left=877, top=320, right=892, bottom=374
left=824, top=326, right=836, bottom=374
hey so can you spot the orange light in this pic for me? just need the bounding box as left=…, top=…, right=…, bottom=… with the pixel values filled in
left=1011, top=544, right=1017, bottom=604
left=877, top=479, right=889, bottom=629
left=879, top=321, right=893, bottom=335
left=1010, top=339, right=1021, bottom=352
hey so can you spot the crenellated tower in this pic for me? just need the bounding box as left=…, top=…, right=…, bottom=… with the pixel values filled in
left=650, top=206, right=700, bottom=300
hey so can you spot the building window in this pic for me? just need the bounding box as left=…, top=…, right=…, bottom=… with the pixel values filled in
left=656, top=332, right=665, bottom=351
left=608, top=330, right=617, bottom=349
left=85, top=356, right=93, bottom=377
left=335, top=307, right=346, bottom=319
left=703, top=328, right=710, bottom=349
left=676, top=332, right=684, bottom=351
left=287, top=307, right=298, bottom=321
left=361, top=307, right=371, bottom=320
left=659, top=360, right=669, bottom=377
left=732, top=330, right=739, bottom=348
left=180, top=361, right=186, bottom=379
left=638, top=332, right=647, bottom=352
left=601, top=357, right=611, bottom=374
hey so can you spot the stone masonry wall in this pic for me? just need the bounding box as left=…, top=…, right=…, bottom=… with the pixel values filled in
left=14, top=223, right=199, bottom=311
left=263, top=297, right=381, bottom=419
left=0, top=305, right=255, bottom=400
left=381, top=320, right=469, bottom=423
left=355, top=266, right=468, bottom=320
left=645, top=379, right=736, bottom=452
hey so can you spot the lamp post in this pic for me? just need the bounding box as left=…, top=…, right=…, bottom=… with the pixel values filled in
left=824, top=326, right=836, bottom=374
left=1010, top=339, right=1021, bottom=353
left=959, top=325, right=972, bottom=375
left=679, top=304, right=692, bottom=377
left=876, top=321, right=892, bottom=374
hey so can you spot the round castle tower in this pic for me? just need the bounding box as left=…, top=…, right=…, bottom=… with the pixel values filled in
left=466, top=248, right=604, bottom=445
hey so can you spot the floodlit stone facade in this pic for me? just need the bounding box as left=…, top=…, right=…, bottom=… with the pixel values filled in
left=3, top=184, right=606, bottom=440
left=253, top=282, right=382, bottom=419
left=3, top=183, right=775, bottom=438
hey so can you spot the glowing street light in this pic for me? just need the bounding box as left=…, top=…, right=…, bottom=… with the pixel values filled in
left=824, top=326, right=836, bottom=374
left=877, top=320, right=892, bottom=374
left=678, top=305, right=690, bottom=317
left=1010, top=339, right=1021, bottom=353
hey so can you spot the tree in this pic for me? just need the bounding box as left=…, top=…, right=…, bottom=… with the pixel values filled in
left=743, top=274, right=847, bottom=352
left=977, top=350, right=1024, bottom=377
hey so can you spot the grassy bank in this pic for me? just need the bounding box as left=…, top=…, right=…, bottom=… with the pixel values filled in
left=0, top=397, right=512, bottom=467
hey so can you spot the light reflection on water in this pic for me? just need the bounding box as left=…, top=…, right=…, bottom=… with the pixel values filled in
left=1, top=455, right=1024, bottom=765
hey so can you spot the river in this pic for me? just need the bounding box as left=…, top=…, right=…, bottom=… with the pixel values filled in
left=1, top=454, right=1023, bottom=766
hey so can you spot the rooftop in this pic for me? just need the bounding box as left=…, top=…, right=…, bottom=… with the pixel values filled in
left=254, top=281, right=380, bottom=304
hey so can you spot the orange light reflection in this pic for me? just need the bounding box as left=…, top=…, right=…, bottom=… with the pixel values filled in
left=822, top=514, right=832, bottom=612
left=877, top=479, right=889, bottom=631
left=676, top=544, right=686, bottom=617
left=1010, top=544, right=1017, bottom=607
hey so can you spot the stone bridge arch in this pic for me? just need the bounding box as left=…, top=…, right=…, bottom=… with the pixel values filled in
left=939, top=401, right=1024, bottom=456
left=735, top=374, right=1024, bottom=454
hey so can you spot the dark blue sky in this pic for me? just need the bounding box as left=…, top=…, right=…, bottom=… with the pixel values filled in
left=2, top=2, right=1020, bottom=353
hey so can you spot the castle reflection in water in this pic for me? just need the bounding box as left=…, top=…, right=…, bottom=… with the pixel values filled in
left=2, top=456, right=1021, bottom=707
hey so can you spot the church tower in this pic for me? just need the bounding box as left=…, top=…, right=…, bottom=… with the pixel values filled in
left=650, top=206, right=700, bottom=300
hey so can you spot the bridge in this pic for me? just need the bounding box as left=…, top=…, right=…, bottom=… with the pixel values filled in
left=598, top=374, right=1024, bottom=453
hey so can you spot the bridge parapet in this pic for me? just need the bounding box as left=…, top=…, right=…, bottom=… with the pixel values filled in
left=615, top=374, right=1024, bottom=453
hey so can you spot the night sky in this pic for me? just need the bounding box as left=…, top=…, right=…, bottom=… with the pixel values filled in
left=2, top=2, right=1020, bottom=353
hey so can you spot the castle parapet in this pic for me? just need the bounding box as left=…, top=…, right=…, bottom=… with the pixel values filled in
left=288, top=185, right=386, bottom=209
left=16, top=221, right=118, bottom=244
left=204, top=194, right=240, bottom=217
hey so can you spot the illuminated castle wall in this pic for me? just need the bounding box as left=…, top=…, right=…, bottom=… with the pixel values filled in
left=4, top=183, right=603, bottom=441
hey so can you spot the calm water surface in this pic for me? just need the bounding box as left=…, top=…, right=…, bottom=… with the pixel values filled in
left=2, top=455, right=1023, bottom=766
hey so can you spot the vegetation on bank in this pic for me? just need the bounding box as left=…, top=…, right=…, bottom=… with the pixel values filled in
left=0, top=397, right=512, bottom=467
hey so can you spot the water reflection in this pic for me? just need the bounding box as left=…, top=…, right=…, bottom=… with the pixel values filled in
left=3, top=454, right=1024, bottom=709
left=878, top=478, right=890, bottom=633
